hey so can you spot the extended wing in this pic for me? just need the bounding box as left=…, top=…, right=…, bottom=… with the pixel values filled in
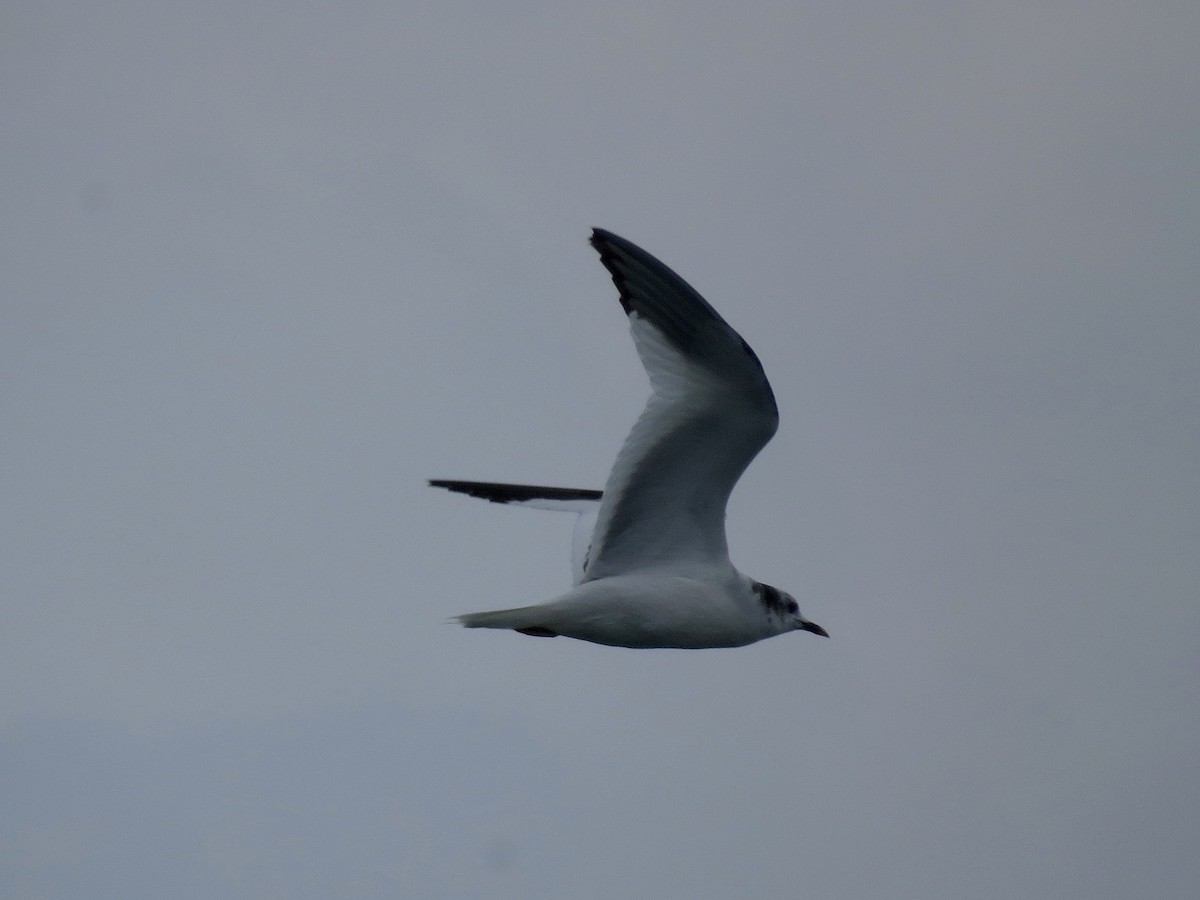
left=581, top=230, right=779, bottom=581
left=428, top=479, right=602, bottom=585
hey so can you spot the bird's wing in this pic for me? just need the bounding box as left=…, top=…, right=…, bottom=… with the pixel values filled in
left=428, top=480, right=601, bottom=507
left=580, top=229, right=779, bottom=582
left=428, top=480, right=602, bottom=585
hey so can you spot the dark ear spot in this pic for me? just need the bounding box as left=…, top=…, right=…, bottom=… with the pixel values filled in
left=752, top=581, right=787, bottom=615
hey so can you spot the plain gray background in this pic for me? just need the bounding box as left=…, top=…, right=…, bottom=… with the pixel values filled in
left=4, top=2, right=1198, bottom=897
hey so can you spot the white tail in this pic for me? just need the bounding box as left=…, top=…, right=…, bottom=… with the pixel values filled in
left=456, top=605, right=558, bottom=637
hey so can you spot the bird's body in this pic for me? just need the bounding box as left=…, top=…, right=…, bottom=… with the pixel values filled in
left=460, top=569, right=787, bottom=649
left=431, top=229, right=827, bottom=649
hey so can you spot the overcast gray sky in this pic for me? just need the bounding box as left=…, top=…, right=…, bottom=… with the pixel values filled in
left=4, top=2, right=1198, bottom=897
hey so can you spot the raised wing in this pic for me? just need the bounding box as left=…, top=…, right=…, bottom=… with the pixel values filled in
left=428, top=479, right=602, bottom=585
left=581, top=229, right=779, bottom=581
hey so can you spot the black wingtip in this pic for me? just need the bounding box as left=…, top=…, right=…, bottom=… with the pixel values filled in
left=589, top=228, right=636, bottom=314
left=430, top=479, right=603, bottom=504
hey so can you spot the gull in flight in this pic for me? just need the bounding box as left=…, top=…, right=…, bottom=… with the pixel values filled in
left=431, top=229, right=827, bottom=649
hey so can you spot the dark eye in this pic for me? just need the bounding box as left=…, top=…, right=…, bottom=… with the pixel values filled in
left=786, top=599, right=798, bottom=615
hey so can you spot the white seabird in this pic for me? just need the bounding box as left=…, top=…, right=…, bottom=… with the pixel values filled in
left=431, top=229, right=827, bottom=649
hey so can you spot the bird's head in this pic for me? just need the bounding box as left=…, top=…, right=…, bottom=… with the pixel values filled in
left=751, top=580, right=829, bottom=638
left=782, top=592, right=829, bottom=638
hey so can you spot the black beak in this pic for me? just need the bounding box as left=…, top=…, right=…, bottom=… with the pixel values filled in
left=798, top=620, right=830, bottom=638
